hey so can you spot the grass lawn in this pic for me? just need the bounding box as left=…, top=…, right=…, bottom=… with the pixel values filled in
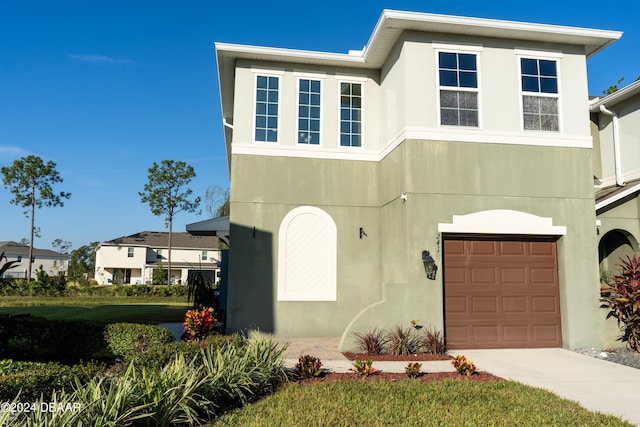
left=0, top=296, right=189, bottom=323
left=213, top=380, right=632, bottom=426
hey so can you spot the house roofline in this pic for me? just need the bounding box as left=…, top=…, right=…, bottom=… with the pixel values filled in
left=216, top=10, right=622, bottom=164
left=595, top=182, right=640, bottom=212
left=590, top=79, right=640, bottom=111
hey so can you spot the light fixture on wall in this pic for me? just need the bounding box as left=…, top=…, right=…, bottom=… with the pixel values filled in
left=422, top=250, right=437, bottom=280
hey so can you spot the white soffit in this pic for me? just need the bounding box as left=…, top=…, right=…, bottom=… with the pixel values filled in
left=438, top=209, right=567, bottom=235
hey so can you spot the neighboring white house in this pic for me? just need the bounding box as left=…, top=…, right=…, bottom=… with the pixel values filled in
left=94, top=231, right=221, bottom=285
left=0, top=241, right=69, bottom=278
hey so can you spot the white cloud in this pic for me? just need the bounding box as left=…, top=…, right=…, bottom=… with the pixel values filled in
left=0, top=145, right=29, bottom=161
left=67, top=53, right=137, bottom=65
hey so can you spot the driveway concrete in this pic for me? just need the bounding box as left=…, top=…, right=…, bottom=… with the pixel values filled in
left=456, top=348, right=640, bottom=426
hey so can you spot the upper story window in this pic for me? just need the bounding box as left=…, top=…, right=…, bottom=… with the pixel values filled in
left=520, top=58, right=559, bottom=131
left=297, top=79, right=321, bottom=145
left=17, top=256, right=22, bottom=262
left=438, top=51, right=478, bottom=127
left=127, top=247, right=134, bottom=258
left=156, top=249, right=163, bottom=260
left=201, top=250, right=208, bottom=261
left=254, top=75, right=280, bottom=142
left=339, top=82, right=362, bottom=147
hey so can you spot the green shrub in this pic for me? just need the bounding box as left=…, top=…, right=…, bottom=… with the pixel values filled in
left=0, top=361, right=105, bottom=402
left=104, top=323, right=175, bottom=360
left=198, top=334, right=287, bottom=412
left=421, top=326, right=447, bottom=354
left=405, top=362, right=422, bottom=378
left=2, top=334, right=285, bottom=426
left=601, top=255, right=640, bottom=351
left=351, top=327, right=389, bottom=355
left=0, top=359, right=41, bottom=375
left=350, top=359, right=379, bottom=377
left=0, top=316, right=110, bottom=363
left=129, top=340, right=200, bottom=371
left=451, top=354, right=477, bottom=376
left=0, top=282, right=189, bottom=297
left=295, top=355, right=323, bottom=378
left=387, top=324, right=422, bottom=355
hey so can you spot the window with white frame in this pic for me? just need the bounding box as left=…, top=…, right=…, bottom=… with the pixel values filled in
left=339, top=82, right=362, bottom=147
left=156, top=249, right=163, bottom=260
left=201, top=250, right=208, bottom=261
left=127, top=247, right=134, bottom=258
left=520, top=58, right=559, bottom=131
left=254, top=75, right=279, bottom=142
left=297, top=79, right=321, bottom=145
left=438, top=51, right=478, bottom=127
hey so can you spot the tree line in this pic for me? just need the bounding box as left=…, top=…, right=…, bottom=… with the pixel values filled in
left=2, top=155, right=228, bottom=283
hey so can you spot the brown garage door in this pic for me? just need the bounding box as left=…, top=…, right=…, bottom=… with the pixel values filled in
left=444, top=236, right=561, bottom=349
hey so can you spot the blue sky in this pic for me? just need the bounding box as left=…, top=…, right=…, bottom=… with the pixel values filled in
left=1, top=1, right=638, bottom=251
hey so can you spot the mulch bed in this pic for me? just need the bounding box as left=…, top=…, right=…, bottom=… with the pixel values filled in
left=342, top=352, right=452, bottom=361
left=295, top=371, right=502, bottom=385
left=293, top=352, right=501, bottom=384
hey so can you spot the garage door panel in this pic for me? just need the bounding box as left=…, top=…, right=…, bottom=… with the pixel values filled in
left=533, top=325, right=561, bottom=342
left=502, top=296, right=527, bottom=313
left=472, top=296, right=498, bottom=313
left=500, top=241, right=526, bottom=255
left=445, top=240, right=466, bottom=255
left=501, top=268, right=526, bottom=284
left=531, top=296, right=558, bottom=313
left=530, top=241, right=555, bottom=256
left=446, top=325, right=469, bottom=346
left=445, top=296, right=468, bottom=314
left=530, top=268, right=556, bottom=284
left=469, top=241, right=497, bottom=255
left=503, top=325, right=530, bottom=342
left=472, top=326, right=499, bottom=343
left=470, top=268, right=497, bottom=284
left=445, top=267, right=466, bottom=285
left=444, top=237, right=561, bottom=349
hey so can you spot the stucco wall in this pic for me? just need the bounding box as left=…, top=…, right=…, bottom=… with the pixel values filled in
left=227, top=138, right=612, bottom=349
left=594, top=96, right=640, bottom=184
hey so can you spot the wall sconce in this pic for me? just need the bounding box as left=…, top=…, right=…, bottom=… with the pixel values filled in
left=421, top=250, right=437, bottom=280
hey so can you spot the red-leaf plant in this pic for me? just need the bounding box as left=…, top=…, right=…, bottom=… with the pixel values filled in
left=182, top=307, right=216, bottom=342
left=600, top=255, right=640, bottom=352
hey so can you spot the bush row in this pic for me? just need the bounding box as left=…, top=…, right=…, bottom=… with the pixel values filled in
left=0, top=361, right=105, bottom=402
left=0, top=318, right=251, bottom=403
left=352, top=324, right=447, bottom=355
left=3, top=335, right=289, bottom=426
left=0, top=282, right=189, bottom=297
left=0, top=316, right=110, bottom=363
left=105, top=322, right=246, bottom=371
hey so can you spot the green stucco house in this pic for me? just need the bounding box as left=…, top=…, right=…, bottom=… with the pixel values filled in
left=211, top=10, right=626, bottom=351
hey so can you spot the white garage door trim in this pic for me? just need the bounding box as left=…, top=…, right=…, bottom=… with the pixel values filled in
left=438, top=209, right=566, bottom=235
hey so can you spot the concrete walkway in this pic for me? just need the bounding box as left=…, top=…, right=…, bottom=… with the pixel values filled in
left=274, top=336, right=455, bottom=373
left=274, top=338, right=640, bottom=425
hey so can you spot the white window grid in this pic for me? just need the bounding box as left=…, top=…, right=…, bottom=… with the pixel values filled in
left=435, top=47, right=482, bottom=129
left=296, top=78, right=322, bottom=145
left=339, top=81, right=362, bottom=147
